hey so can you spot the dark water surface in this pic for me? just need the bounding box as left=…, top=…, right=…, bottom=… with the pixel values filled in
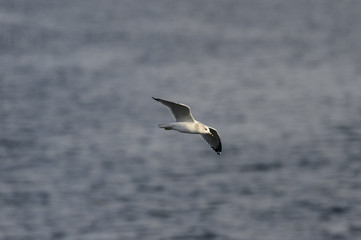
left=1, top=0, right=361, bottom=239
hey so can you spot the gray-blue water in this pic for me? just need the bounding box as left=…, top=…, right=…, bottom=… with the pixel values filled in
left=1, top=0, right=361, bottom=239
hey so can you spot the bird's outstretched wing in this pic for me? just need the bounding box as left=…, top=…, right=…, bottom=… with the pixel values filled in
left=152, top=97, right=195, bottom=122
left=201, top=127, right=222, bottom=155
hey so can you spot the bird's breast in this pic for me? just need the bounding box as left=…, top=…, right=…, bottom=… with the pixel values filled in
left=172, top=122, right=198, bottom=134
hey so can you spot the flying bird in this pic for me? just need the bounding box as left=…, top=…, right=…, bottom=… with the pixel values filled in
left=153, top=97, right=222, bottom=155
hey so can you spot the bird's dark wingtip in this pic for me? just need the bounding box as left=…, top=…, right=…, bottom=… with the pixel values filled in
left=214, top=144, right=222, bottom=155
left=152, top=97, right=160, bottom=101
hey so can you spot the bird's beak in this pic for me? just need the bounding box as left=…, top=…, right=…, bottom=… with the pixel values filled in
left=209, top=132, right=213, bottom=137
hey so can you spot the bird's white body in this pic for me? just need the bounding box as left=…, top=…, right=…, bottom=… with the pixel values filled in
left=158, top=121, right=209, bottom=134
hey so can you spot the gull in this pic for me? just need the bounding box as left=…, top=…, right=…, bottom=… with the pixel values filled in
left=153, top=97, right=222, bottom=155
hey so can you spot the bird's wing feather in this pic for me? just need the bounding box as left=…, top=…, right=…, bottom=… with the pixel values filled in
left=201, top=127, right=222, bottom=155
left=152, top=97, right=195, bottom=122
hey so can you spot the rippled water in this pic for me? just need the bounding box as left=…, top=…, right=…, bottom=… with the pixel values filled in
left=1, top=0, right=361, bottom=239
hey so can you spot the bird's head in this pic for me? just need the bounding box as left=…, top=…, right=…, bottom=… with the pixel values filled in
left=203, top=126, right=213, bottom=136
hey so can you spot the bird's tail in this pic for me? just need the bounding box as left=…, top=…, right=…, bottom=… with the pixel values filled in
left=157, top=124, right=173, bottom=130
